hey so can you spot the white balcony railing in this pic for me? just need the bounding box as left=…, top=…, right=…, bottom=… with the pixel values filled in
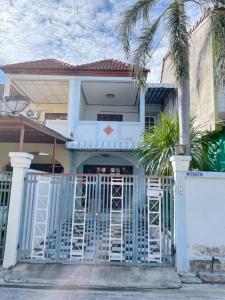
left=45, top=120, right=68, bottom=137
left=67, top=121, right=143, bottom=150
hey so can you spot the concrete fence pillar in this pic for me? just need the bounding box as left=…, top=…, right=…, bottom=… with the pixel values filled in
left=170, top=155, right=191, bottom=273
left=3, top=152, right=33, bottom=269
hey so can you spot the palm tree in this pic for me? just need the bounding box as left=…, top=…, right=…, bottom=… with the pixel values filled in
left=118, top=1, right=225, bottom=155
left=137, top=113, right=216, bottom=175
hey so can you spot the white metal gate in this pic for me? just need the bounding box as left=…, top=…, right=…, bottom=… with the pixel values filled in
left=19, top=173, right=174, bottom=265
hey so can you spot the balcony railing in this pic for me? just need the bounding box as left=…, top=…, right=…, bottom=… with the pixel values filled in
left=67, top=121, right=143, bottom=150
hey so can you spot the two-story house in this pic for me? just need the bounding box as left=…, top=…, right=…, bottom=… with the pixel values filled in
left=0, top=59, right=175, bottom=175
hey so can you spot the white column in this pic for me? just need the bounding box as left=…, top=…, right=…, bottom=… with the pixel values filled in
left=139, top=88, right=145, bottom=132
left=3, top=152, right=33, bottom=269
left=68, top=79, right=81, bottom=138
left=170, top=155, right=191, bottom=273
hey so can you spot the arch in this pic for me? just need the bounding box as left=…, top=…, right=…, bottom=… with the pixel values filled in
left=75, top=152, right=139, bottom=174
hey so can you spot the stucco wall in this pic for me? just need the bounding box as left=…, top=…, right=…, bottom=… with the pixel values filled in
left=79, top=103, right=139, bottom=122
left=186, top=173, right=225, bottom=264
left=29, top=103, right=68, bottom=122
left=0, top=143, right=70, bottom=172
left=161, top=17, right=216, bottom=131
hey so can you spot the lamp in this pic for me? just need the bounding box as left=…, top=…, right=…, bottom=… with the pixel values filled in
left=175, top=144, right=186, bottom=155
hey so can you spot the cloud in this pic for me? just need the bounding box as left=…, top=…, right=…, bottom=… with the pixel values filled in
left=0, top=0, right=203, bottom=82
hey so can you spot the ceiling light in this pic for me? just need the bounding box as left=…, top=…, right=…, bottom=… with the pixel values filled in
left=105, top=93, right=115, bottom=99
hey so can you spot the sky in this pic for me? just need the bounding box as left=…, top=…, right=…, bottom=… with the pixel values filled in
left=0, top=0, right=205, bottom=84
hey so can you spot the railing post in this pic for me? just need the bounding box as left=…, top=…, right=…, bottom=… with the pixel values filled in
left=170, top=155, right=191, bottom=273
left=3, top=152, right=33, bottom=269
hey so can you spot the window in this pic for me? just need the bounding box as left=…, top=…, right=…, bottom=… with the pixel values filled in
left=97, top=114, right=123, bottom=121
left=145, top=116, right=157, bottom=130
left=45, top=113, right=67, bottom=120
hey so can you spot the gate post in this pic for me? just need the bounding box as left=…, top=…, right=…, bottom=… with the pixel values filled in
left=170, top=155, right=191, bottom=273
left=3, top=152, right=33, bottom=269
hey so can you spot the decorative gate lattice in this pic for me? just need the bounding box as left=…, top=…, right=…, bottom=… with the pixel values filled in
left=19, top=173, right=174, bottom=265
left=0, top=172, right=12, bottom=261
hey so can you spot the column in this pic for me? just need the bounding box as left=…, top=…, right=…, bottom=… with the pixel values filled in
left=170, top=155, right=191, bottom=273
left=139, top=88, right=145, bottom=132
left=68, top=79, right=81, bottom=138
left=3, top=152, right=33, bottom=269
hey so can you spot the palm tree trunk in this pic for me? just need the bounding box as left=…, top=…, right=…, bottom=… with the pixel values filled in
left=177, top=0, right=190, bottom=155
left=178, top=75, right=190, bottom=155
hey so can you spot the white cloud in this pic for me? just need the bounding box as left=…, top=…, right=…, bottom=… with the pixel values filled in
left=0, top=0, right=203, bottom=82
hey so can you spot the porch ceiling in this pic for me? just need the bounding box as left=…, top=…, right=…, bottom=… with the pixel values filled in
left=0, top=115, right=69, bottom=143
left=11, top=80, right=69, bottom=104
left=81, top=81, right=138, bottom=106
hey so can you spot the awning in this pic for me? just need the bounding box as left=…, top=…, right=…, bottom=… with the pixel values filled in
left=145, top=83, right=176, bottom=105
left=0, top=115, right=69, bottom=144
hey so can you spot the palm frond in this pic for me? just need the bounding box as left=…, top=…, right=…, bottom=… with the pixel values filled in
left=137, top=114, right=217, bottom=175
left=131, top=18, right=161, bottom=87
left=211, top=7, right=225, bottom=85
left=118, top=0, right=158, bottom=57
left=166, top=1, right=189, bottom=80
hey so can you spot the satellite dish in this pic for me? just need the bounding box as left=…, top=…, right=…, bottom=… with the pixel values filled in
left=1, top=95, right=30, bottom=116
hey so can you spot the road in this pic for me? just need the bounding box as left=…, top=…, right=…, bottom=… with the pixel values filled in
left=0, top=285, right=225, bottom=300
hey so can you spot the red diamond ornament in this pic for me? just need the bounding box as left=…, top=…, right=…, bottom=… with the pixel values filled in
left=104, top=125, right=114, bottom=135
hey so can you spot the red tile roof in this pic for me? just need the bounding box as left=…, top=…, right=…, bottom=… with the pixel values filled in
left=1, top=58, right=149, bottom=77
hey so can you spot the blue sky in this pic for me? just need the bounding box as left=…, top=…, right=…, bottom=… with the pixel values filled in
left=0, top=0, right=205, bottom=83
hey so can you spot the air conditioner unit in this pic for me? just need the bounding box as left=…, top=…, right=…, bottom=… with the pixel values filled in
left=22, top=108, right=40, bottom=120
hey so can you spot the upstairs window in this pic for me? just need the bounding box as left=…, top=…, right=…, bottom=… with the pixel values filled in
left=45, top=113, right=67, bottom=120
left=145, top=116, right=157, bottom=130
left=97, top=114, right=123, bottom=121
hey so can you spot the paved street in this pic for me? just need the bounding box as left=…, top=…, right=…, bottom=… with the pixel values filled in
left=0, top=285, right=225, bottom=300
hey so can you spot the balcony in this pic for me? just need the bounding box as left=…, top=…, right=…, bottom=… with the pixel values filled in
left=66, top=120, right=143, bottom=150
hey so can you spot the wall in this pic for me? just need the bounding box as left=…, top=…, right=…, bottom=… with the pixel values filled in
left=162, top=94, right=177, bottom=117
left=161, top=16, right=216, bottom=132
left=0, top=143, right=70, bottom=172
left=80, top=104, right=139, bottom=122
left=28, top=103, right=68, bottom=122
left=145, top=104, right=161, bottom=116
left=185, top=172, right=225, bottom=271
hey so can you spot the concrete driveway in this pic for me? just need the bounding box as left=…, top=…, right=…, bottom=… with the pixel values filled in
left=0, top=284, right=225, bottom=300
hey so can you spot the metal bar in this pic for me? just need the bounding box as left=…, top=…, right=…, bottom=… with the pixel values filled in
left=52, top=138, right=57, bottom=174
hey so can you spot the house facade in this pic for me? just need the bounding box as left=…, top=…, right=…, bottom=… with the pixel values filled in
left=0, top=59, right=175, bottom=175
left=0, top=58, right=177, bottom=267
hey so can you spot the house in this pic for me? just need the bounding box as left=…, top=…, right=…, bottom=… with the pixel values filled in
left=0, top=58, right=176, bottom=175
left=0, top=58, right=176, bottom=267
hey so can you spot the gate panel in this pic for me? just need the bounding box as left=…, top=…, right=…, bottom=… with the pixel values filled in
left=19, top=173, right=174, bottom=266
left=0, top=172, right=12, bottom=261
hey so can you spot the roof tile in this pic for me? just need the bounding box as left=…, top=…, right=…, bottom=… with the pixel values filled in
left=1, top=58, right=149, bottom=77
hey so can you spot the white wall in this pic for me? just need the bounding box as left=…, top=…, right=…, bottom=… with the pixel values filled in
left=79, top=103, right=139, bottom=122
left=145, top=104, right=161, bottom=116
left=186, top=172, right=225, bottom=260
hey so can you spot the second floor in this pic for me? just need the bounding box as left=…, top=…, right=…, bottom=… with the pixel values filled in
left=0, top=59, right=176, bottom=150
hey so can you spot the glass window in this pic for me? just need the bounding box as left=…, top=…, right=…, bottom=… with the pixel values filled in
left=145, top=116, right=157, bottom=130
left=97, top=114, right=123, bottom=121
